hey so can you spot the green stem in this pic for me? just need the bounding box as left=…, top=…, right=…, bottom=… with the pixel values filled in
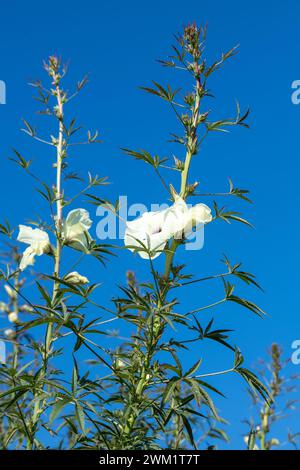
left=122, top=49, right=202, bottom=447
left=52, top=83, right=64, bottom=300
left=34, top=76, right=65, bottom=441
left=259, top=403, right=270, bottom=450
left=164, top=74, right=201, bottom=280
left=44, top=84, right=64, bottom=367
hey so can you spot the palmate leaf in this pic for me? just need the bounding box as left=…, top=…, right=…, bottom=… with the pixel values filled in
left=205, top=102, right=249, bottom=132
left=229, top=295, right=265, bottom=318
left=236, top=368, right=271, bottom=404
left=157, top=41, right=187, bottom=68
left=87, top=172, right=109, bottom=187
left=228, top=178, right=252, bottom=203
left=222, top=255, right=262, bottom=290
left=156, top=58, right=176, bottom=68
left=140, top=81, right=180, bottom=103
left=0, top=219, right=13, bottom=238
left=223, top=281, right=266, bottom=317
left=76, top=75, right=89, bottom=92
left=87, top=129, right=101, bottom=144
left=64, top=171, right=84, bottom=182
left=36, top=181, right=57, bottom=204
left=190, top=316, right=235, bottom=351
left=34, top=88, right=50, bottom=106
left=213, top=201, right=252, bottom=227
left=64, top=118, right=82, bottom=138
left=204, top=46, right=238, bottom=77
left=162, top=371, right=221, bottom=421
left=10, top=149, right=32, bottom=170
left=122, top=148, right=168, bottom=169
left=21, top=118, right=36, bottom=137
left=233, top=349, right=271, bottom=404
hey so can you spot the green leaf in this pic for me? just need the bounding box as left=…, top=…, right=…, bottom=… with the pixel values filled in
left=122, top=148, right=168, bottom=169
left=185, top=359, right=202, bottom=377
left=181, top=414, right=196, bottom=447
left=21, top=119, right=36, bottom=137
left=10, top=149, right=32, bottom=170
left=75, top=402, right=85, bottom=434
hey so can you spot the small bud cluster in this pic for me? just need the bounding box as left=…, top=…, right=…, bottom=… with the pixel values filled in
left=183, top=23, right=202, bottom=60
left=44, top=56, right=62, bottom=86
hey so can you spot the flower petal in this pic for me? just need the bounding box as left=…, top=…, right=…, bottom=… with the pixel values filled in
left=124, top=228, right=167, bottom=259
left=162, top=197, right=189, bottom=237
left=189, top=203, right=212, bottom=224
left=19, top=246, right=36, bottom=271
left=18, top=225, right=49, bottom=247
left=64, top=209, right=92, bottom=237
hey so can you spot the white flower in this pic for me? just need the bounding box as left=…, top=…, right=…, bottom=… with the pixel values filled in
left=8, top=312, right=18, bottom=323
left=124, top=196, right=212, bottom=259
left=17, top=225, right=50, bottom=271
left=63, top=209, right=92, bottom=252
left=4, top=328, right=15, bottom=339
left=114, top=358, right=127, bottom=370
left=64, top=271, right=89, bottom=285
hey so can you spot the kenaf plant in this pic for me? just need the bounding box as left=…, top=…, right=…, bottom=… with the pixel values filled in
left=244, top=344, right=300, bottom=450
left=94, top=24, right=270, bottom=449
left=0, top=23, right=269, bottom=450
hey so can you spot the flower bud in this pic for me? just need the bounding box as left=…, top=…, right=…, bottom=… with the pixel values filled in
left=173, top=156, right=184, bottom=171
left=114, top=358, right=127, bottom=370
left=64, top=271, right=89, bottom=285
left=20, top=304, right=34, bottom=313
left=4, top=285, right=16, bottom=299
left=4, top=328, right=15, bottom=339
left=8, top=312, right=18, bottom=323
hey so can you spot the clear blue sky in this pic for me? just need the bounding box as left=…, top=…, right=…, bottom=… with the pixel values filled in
left=0, top=0, right=299, bottom=449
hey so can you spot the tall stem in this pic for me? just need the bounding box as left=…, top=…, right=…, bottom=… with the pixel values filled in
left=122, top=31, right=203, bottom=447
left=44, top=78, right=64, bottom=367
left=164, top=75, right=201, bottom=280
left=52, top=84, right=64, bottom=300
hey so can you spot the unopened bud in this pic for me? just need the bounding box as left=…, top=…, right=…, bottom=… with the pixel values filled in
left=4, top=285, right=16, bottom=300
left=20, top=304, right=34, bottom=313
left=64, top=271, right=89, bottom=285
left=8, top=312, right=18, bottom=323
left=114, top=358, right=127, bottom=370
left=173, top=156, right=184, bottom=171
left=4, top=328, right=15, bottom=339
